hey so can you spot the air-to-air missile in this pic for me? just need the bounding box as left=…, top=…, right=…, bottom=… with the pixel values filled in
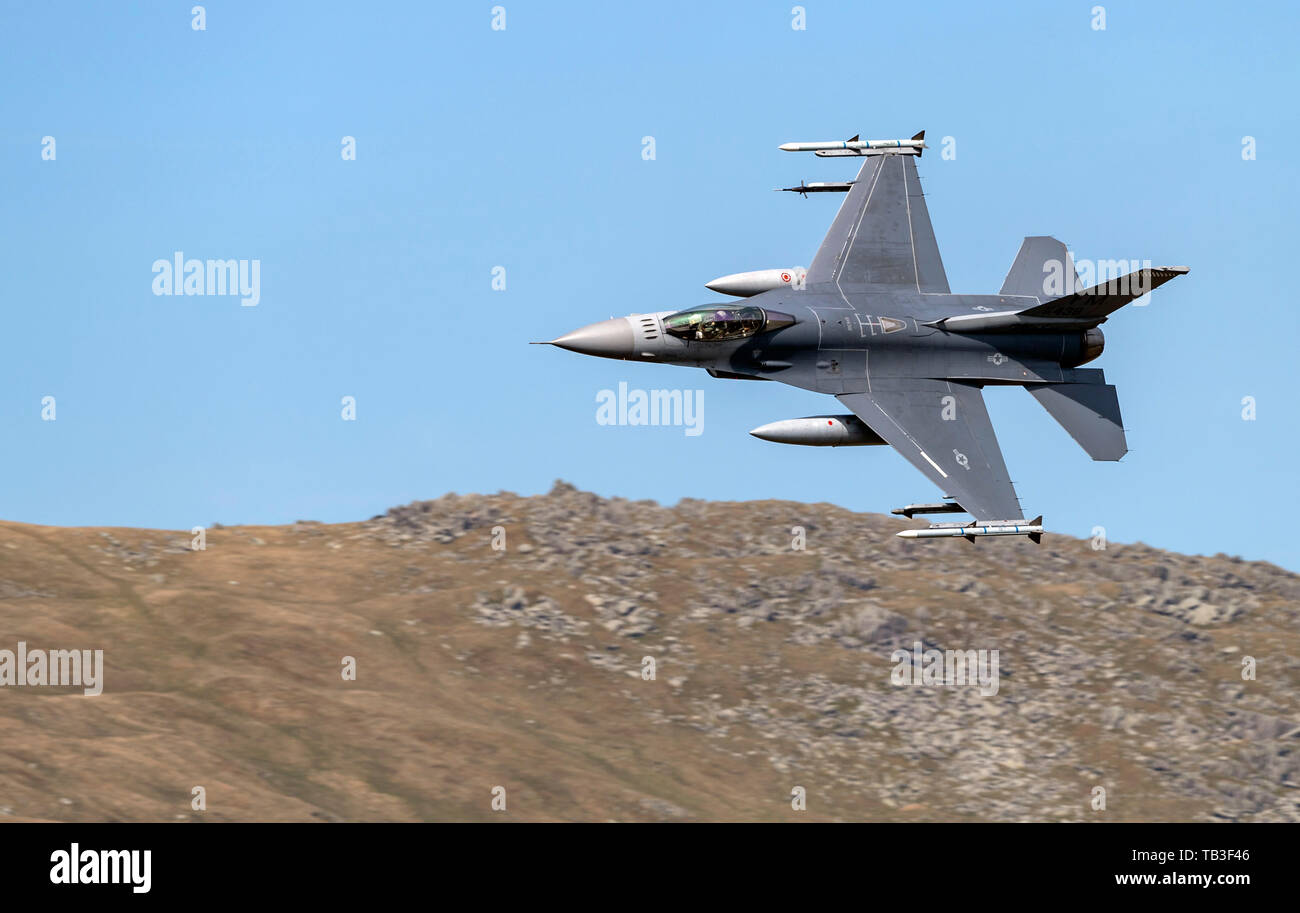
left=896, top=517, right=1044, bottom=543
left=777, top=179, right=855, bottom=197
left=705, top=268, right=806, bottom=297
left=779, top=131, right=927, bottom=156
left=891, top=502, right=966, bottom=519
left=749, top=415, right=885, bottom=447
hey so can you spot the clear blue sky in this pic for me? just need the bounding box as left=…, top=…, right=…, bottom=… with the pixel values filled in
left=1, top=1, right=1296, bottom=569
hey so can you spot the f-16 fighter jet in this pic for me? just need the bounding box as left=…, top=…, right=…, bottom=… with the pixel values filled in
left=541, top=132, right=1188, bottom=542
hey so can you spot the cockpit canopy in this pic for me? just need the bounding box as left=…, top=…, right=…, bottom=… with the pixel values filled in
left=662, top=306, right=795, bottom=342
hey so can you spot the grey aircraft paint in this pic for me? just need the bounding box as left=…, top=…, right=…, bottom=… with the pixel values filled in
left=542, top=135, right=1189, bottom=539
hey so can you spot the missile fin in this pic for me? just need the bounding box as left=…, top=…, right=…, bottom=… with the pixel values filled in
left=1028, top=515, right=1042, bottom=543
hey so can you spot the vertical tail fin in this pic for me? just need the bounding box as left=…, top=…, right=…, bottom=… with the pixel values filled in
left=1000, top=236, right=1079, bottom=301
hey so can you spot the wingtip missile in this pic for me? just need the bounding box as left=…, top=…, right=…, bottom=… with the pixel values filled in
left=896, top=517, right=1044, bottom=542
left=779, top=132, right=928, bottom=155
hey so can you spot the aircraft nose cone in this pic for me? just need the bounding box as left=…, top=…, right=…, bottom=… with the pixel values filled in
left=548, top=318, right=634, bottom=359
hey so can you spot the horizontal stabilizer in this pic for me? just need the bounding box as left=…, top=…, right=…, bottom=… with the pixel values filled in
left=933, top=264, right=1190, bottom=333
left=1019, top=266, right=1189, bottom=325
left=1027, top=382, right=1127, bottom=461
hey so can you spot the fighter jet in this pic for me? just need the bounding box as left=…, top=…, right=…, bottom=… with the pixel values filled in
left=540, top=132, right=1189, bottom=541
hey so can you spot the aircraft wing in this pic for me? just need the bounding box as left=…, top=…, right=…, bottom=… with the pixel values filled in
left=806, top=151, right=950, bottom=293
left=837, top=379, right=1024, bottom=521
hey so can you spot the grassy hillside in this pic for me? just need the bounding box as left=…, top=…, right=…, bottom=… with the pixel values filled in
left=1, top=482, right=1296, bottom=822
